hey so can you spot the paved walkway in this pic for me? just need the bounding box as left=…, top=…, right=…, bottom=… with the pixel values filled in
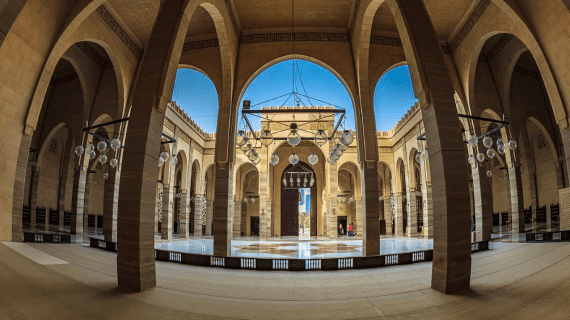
left=1, top=241, right=570, bottom=319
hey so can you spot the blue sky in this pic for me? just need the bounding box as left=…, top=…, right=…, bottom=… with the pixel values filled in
left=172, top=61, right=417, bottom=133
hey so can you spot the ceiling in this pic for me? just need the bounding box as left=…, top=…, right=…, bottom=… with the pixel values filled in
left=109, top=0, right=476, bottom=46
left=108, top=0, right=160, bottom=45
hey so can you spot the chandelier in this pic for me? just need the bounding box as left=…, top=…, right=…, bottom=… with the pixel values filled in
left=282, top=163, right=315, bottom=188
left=234, top=0, right=354, bottom=166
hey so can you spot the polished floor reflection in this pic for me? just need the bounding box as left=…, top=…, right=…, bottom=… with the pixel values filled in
left=152, top=234, right=434, bottom=258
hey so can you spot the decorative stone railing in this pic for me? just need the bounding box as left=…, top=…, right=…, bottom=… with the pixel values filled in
left=89, top=238, right=491, bottom=271
left=525, top=231, right=570, bottom=242
left=23, top=232, right=71, bottom=243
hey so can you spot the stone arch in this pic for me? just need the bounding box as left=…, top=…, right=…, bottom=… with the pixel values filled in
left=177, top=65, right=220, bottom=100
left=338, top=161, right=362, bottom=198
left=159, top=144, right=173, bottom=185
left=235, top=55, right=357, bottom=117
left=408, top=148, right=419, bottom=190
left=204, top=163, right=216, bottom=198
left=465, top=28, right=566, bottom=129
left=395, top=157, right=406, bottom=194
left=26, top=37, right=127, bottom=136
left=176, top=149, right=189, bottom=191
left=35, top=123, right=69, bottom=210
left=191, top=159, right=201, bottom=195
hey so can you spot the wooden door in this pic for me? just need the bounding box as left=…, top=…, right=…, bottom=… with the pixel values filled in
left=281, top=189, right=299, bottom=236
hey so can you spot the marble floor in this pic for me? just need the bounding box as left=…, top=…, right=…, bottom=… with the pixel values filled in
left=153, top=234, right=434, bottom=258
left=2, top=240, right=570, bottom=319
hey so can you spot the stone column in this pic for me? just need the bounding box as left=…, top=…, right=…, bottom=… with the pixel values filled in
left=103, top=170, right=119, bottom=242
left=259, top=145, right=270, bottom=239
left=161, top=185, right=173, bottom=240
left=520, top=125, right=538, bottom=229
left=361, top=162, right=381, bottom=255
left=70, top=169, right=86, bottom=236
left=205, top=198, right=213, bottom=236
left=11, top=133, right=33, bottom=241
left=420, top=158, right=433, bottom=238
left=509, top=166, right=525, bottom=235
left=233, top=200, right=241, bottom=238
left=56, top=132, right=74, bottom=233
left=389, top=0, right=472, bottom=293
left=407, top=186, right=417, bottom=237
left=213, top=164, right=234, bottom=256
left=193, top=195, right=203, bottom=238
left=355, top=198, right=363, bottom=237
left=28, top=166, right=40, bottom=232
left=179, top=191, right=190, bottom=239
left=394, top=192, right=404, bottom=236
left=329, top=162, right=338, bottom=239
left=116, top=0, right=194, bottom=291
left=384, top=197, right=393, bottom=235
left=473, top=165, right=492, bottom=242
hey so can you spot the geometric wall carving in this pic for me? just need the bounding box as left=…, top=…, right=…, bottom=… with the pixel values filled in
left=241, top=32, right=349, bottom=44
left=95, top=5, right=143, bottom=59
left=49, top=139, right=58, bottom=154
left=183, top=39, right=220, bottom=51
left=537, top=134, right=546, bottom=150
left=370, top=35, right=402, bottom=47
left=449, top=0, right=491, bottom=53
left=75, top=42, right=109, bottom=69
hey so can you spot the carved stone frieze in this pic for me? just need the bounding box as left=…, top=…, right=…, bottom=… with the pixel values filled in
left=96, top=5, right=143, bottom=59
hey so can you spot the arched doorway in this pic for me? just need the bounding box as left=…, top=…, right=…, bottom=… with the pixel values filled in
left=280, top=161, right=317, bottom=237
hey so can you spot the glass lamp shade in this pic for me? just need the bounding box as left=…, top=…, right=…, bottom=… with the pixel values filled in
left=421, top=149, right=428, bottom=160
left=477, top=152, right=485, bottom=163
left=304, top=177, right=308, bottom=187
left=486, top=170, right=492, bottom=178
left=240, top=142, right=251, bottom=153
left=245, top=148, right=254, bottom=158
left=483, top=136, right=493, bottom=148
left=110, top=138, right=121, bottom=150
left=467, top=134, right=478, bottom=147
left=283, top=177, right=287, bottom=187
left=110, top=158, right=118, bottom=168
left=310, top=177, right=315, bottom=187
left=287, top=130, right=301, bottom=147
left=260, top=130, right=274, bottom=146
left=340, top=130, right=354, bottom=146
left=314, top=129, right=328, bottom=146
left=508, top=139, right=517, bottom=150
left=333, top=146, right=344, bottom=157
left=170, top=155, right=178, bottom=166
left=297, top=176, right=301, bottom=187
left=103, top=173, right=109, bottom=180
left=308, top=153, right=318, bottom=165
left=236, top=130, right=247, bottom=146
left=486, top=148, right=495, bottom=159
left=497, top=146, right=505, bottom=155
left=243, top=197, right=248, bottom=203
left=270, top=153, right=279, bottom=166
left=75, top=145, right=84, bottom=156
left=160, top=151, right=169, bottom=161
left=97, top=141, right=107, bottom=152
left=496, top=137, right=505, bottom=148
left=415, top=153, right=421, bottom=163
left=468, top=155, right=475, bottom=165
left=337, top=143, right=347, bottom=151
left=88, top=150, right=97, bottom=160
left=88, top=143, right=95, bottom=152
left=331, top=153, right=340, bottom=161
left=252, top=156, right=261, bottom=165
left=289, top=176, right=294, bottom=185
left=289, top=153, right=299, bottom=165
left=158, top=158, right=165, bottom=167
left=249, top=150, right=259, bottom=162
left=98, top=154, right=108, bottom=164
left=327, top=156, right=337, bottom=165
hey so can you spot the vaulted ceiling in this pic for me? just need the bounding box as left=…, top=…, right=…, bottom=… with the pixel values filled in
left=108, top=0, right=477, bottom=46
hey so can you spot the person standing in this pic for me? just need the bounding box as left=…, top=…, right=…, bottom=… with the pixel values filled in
left=348, top=223, right=354, bottom=236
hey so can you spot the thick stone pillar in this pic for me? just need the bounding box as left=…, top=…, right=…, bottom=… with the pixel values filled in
left=509, top=166, right=525, bottom=235
left=103, top=170, right=119, bottom=242
left=116, top=0, right=193, bottom=292
left=57, top=131, right=74, bottom=233
left=28, top=167, right=40, bottom=232
left=213, top=165, right=233, bottom=256
left=193, top=195, right=203, bottom=238
left=473, top=165, right=492, bottom=242
left=394, top=192, right=404, bottom=236
left=420, top=159, right=433, bottom=238
left=179, top=191, right=190, bottom=238
left=70, top=169, right=86, bottom=236
left=389, top=0, right=472, bottom=293
left=361, top=162, right=381, bottom=255
left=205, top=199, right=213, bottom=236
left=11, top=133, right=32, bottom=241
left=161, top=186, right=173, bottom=240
